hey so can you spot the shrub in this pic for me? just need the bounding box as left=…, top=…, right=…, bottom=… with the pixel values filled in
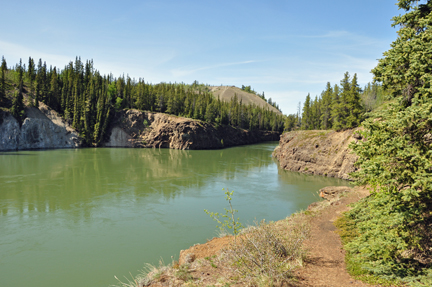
left=225, top=220, right=309, bottom=285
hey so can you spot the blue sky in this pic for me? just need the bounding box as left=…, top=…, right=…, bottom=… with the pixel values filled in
left=1, top=0, right=403, bottom=114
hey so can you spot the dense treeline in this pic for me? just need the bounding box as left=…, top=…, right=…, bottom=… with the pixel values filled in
left=0, top=57, right=285, bottom=146
left=284, top=72, right=387, bottom=132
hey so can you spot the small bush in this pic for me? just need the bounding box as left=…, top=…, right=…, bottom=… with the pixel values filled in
left=225, top=220, right=309, bottom=285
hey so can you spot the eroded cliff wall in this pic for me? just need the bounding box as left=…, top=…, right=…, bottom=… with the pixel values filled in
left=0, top=103, right=81, bottom=151
left=0, top=107, right=279, bottom=151
left=273, top=129, right=360, bottom=180
left=103, top=109, right=280, bottom=149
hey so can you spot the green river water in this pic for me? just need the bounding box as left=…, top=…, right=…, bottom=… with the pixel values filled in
left=0, top=143, right=348, bottom=287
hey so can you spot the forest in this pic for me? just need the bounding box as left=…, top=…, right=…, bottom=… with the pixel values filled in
left=0, top=57, right=286, bottom=146
left=284, top=72, right=387, bottom=132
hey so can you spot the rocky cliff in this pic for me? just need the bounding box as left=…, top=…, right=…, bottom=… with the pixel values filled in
left=0, top=103, right=81, bottom=151
left=103, top=109, right=280, bottom=149
left=0, top=107, right=279, bottom=151
left=273, top=129, right=360, bottom=180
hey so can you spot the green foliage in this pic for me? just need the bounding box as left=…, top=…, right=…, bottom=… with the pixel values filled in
left=287, top=72, right=370, bottom=132
left=0, top=56, right=6, bottom=106
left=345, top=0, right=432, bottom=284
left=301, top=93, right=311, bottom=130
left=115, top=97, right=123, bottom=111
left=10, top=90, right=25, bottom=124
left=1, top=56, right=286, bottom=147
left=204, top=189, right=243, bottom=236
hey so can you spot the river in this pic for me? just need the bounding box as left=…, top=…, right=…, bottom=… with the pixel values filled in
left=0, top=143, right=348, bottom=287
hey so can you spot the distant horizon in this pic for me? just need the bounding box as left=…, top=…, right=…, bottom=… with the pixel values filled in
left=1, top=0, right=405, bottom=114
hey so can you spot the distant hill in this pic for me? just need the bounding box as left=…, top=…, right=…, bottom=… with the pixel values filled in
left=209, top=86, right=282, bottom=115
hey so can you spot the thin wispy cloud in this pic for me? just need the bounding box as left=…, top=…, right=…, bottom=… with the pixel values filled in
left=0, top=41, right=71, bottom=68
left=170, top=60, right=256, bottom=78
left=0, top=0, right=400, bottom=115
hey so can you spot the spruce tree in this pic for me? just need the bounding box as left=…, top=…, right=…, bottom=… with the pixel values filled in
left=346, top=0, right=432, bottom=280
left=11, top=80, right=25, bottom=124
left=345, top=73, right=363, bottom=128
left=320, top=82, right=333, bottom=129
left=301, top=93, right=311, bottom=130
left=0, top=56, right=7, bottom=106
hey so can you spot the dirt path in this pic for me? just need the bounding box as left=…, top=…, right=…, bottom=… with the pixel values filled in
left=146, top=188, right=378, bottom=286
left=295, top=188, right=373, bottom=287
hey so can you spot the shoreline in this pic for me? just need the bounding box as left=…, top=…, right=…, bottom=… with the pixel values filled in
left=120, top=185, right=371, bottom=287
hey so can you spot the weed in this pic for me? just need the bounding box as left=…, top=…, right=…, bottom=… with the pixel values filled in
left=175, top=264, right=193, bottom=281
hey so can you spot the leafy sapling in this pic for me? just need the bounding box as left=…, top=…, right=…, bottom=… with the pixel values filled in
left=204, top=189, right=243, bottom=237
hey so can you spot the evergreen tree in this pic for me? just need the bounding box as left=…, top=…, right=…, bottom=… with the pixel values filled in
left=320, top=82, right=333, bottom=129
left=301, top=94, right=311, bottom=130
left=10, top=82, right=25, bottom=125
left=0, top=56, right=7, bottom=106
left=345, top=73, right=363, bottom=128
left=49, top=67, right=59, bottom=110
left=346, top=0, right=432, bottom=280
left=27, top=57, right=35, bottom=85
left=331, top=84, right=343, bottom=130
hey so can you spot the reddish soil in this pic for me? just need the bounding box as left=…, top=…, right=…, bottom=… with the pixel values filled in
left=176, top=188, right=380, bottom=287
left=295, top=188, right=373, bottom=287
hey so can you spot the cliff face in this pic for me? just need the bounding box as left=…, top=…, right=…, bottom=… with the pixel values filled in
left=273, top=129, right=359, bottom=180
left=0, top=103, right=81, bottom=151
left=0, top=107, right=279, bottom=151
left=103, top=109, right=280, bottom=149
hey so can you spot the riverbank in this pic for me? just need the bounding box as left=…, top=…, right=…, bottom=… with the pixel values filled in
left=121, top=186, right=375, bottom=287
left=273, top=130, right=359, bottom=180
left=0, top=106, right=280, bottom=151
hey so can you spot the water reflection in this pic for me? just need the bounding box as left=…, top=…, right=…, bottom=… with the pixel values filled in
left=0, top=143, right=350, bottom=287
left=0, top=145, right=275, bottom=217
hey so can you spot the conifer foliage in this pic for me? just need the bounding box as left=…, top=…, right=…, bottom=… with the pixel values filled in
left=285, top=72, right=365, bottom=131
left=0, top=56, right=7, bottom=106
left=344, top=0, right=432, bottom=283
left=0, top=57, right=285, bottom=145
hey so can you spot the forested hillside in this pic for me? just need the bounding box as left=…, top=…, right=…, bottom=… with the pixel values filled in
left=0, top=57, right=285, bottom=146
left=284, top=72, right=388, bottom=132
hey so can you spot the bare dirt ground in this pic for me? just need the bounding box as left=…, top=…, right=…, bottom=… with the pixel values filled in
left=175, top=188, right=379, bottom=287
left=144, top=187, right=382, bottom=287
left=295, top=187, right=373, bottom=287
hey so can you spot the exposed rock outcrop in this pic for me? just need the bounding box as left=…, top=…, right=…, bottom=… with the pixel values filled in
left=319, top=186, right=353, bottom=200
left=273, top=130, right=359, bottom=180
left=0, top=107, right=279, bottom=151
left=0, top=103, right=81, bottom=151
left=104, top=109, right=280, bottom=149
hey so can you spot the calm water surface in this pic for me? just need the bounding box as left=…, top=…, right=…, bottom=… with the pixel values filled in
left=0, top=143, right=348, bottom=287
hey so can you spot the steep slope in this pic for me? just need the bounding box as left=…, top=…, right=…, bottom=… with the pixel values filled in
left=273, top=129, right=360, bottom=180
left=209, top=86, right=282, bottom=114
left=0, top=102, right=81, bottom=151
left=104, top=109, right=280, bottom=149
